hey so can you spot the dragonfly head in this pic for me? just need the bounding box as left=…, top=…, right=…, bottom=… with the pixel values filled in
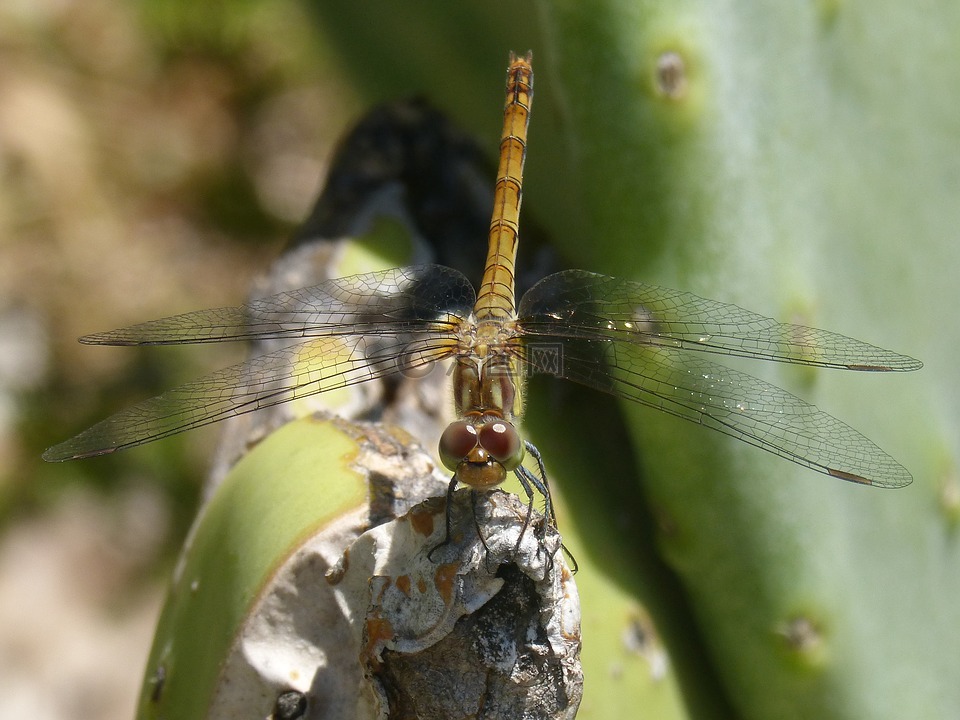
left=439, top=417, right=525, bottom=489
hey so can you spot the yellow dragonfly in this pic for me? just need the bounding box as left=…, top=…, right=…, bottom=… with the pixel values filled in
left=44, top=53, right=921, bottom=528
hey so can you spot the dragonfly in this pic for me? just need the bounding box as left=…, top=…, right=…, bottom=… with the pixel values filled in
left=44, top=53, right=922, bottom=530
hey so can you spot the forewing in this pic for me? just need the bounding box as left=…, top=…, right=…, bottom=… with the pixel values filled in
left=81, top=264, right=476, bottom=345
left=518, top=270, right=921, bottom=371
left=516, top=337, right=912, bottom=488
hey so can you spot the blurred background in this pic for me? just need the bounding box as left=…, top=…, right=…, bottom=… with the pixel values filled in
left=0, top=2, right=361, bottom=717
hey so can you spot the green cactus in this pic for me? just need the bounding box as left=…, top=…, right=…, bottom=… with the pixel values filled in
left=312, top=2, right=959, bottom=718
left=136, top=418, right=370, bottom=719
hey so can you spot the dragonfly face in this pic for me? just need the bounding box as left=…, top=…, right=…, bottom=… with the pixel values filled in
left=438, top=417, right=525, bottom=489
left=44, top=53, right=921, bottom=508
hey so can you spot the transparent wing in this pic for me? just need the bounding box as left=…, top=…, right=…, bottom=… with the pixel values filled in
left=80, top=264, right=477, bottom=345
left=43, top=331, right=459, bottom=461
left=518, top=270, right=922, bottom=371
left=45, top=264, right=475, bottom=461
left=516, top=337, right=912, bottom=487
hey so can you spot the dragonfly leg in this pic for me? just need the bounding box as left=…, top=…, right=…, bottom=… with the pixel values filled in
left=513, top=441, right=559, bottom=567
left=518, top=441, right=578, bottom=573
left=427, top=473, right=461, bottom=562
left=511, top=467, right=539, bottom=558
left=519, top=441, right=557, bottom=528
left=470, top=491, right=503, bottom=573
left=427, top=484, right=509, bottom=572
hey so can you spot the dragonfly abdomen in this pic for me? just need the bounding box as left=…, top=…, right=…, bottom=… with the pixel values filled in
left=475, top=52, right=532, bottom=322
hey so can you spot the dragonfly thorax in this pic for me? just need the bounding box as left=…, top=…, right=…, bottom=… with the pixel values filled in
left=452, top=318, right=524, bottom=420
left=452, top=354, right=523, bottom=421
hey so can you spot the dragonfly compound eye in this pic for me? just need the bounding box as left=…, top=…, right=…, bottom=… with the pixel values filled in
left=478, top=420, right=524, bottom=471
left=439, top=420, right=479, bottom=472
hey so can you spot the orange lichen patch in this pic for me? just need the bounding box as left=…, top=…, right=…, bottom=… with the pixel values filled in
left=395, top=574, right=412, bottom=597
left=363, top=616, right=395, bottom=670
left=371, top=577, right=391, bottom=604
left=417, top=577, right=427, bottom=594
left=434, top=562, right=459, bottom=605
left=409, top=505, right=437, bottom=537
